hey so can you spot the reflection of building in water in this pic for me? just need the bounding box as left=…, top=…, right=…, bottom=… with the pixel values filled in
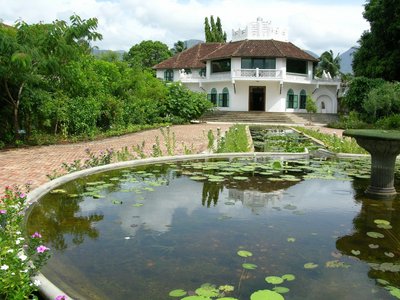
left=229, top=188, right=284, bottom=213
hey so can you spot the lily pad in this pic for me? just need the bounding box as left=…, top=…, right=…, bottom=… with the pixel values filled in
left=112, top=200, right=123, bottom=204
left=242, top=263, right=257, bottom=270
left=351, top=250, right=361, bottom=256
left=250, top=289, right=284, bottom=300
left=132, top=203, right=144, bottom=207
left=385, top=252, right=395, bottom=258
left=195, top=284, right=219, bottom=297
left=367, top=231, right=385, bottom=239
left=287, top=237, right=296, bottom=243
left=233, top=176, right=248, bottom=181
left=237, top=250, right=253, bottom=258
left=374, top=219, right=391, bottom=226
left=219, top=285, right=235, bottom=292
left=369, top=244, right=379, bottom=249
left=169, top=289, right=187, bottom=297
left=304, top=262, right=318, bottom=269
left=273, top=286, right=290, bottom=294
left=282, top=274, right=296, bottom=281
left=50, top=189, right=67, bottom=194
left=265, top=276, right=284, bottom=285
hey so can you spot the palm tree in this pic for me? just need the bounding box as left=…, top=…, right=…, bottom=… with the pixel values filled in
left=171, top=40, right=186, bottom=55
left=316, top=50, right=341, bottom=78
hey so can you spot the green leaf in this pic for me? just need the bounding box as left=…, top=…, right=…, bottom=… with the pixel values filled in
left=273, top=286, right=290, bottom=294
left=219, top=285, right=234, bottom=292
left=265, top=276, right=284, bottom=285
left=282, top=274, right=296, bottom=281
left=304, top=262, right=319, bottom=269
left=250, top=289, right=284, bottom=300
left=169, top=289, right=187, bottom=297
left=367, top=231, right=385, bottom=238
left=195, top=284, right=219, bottom=297
left=242, top=263, right=257, bottom=270
left=237, top=250, right=253, bottom=257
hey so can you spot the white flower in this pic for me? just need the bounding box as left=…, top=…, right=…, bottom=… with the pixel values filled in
left=16, top=231, right=21, bottom=235
left=6, top=249, right=14, bottom=253
left=33, top=279, right=41, bottom=286
left=16, top=240, right=21, bottom=245
left=1, top=265, right=9, bottom=270
left=18, top=252, right=28, bottom=261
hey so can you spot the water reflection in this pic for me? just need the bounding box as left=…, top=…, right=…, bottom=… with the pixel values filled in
left=336, top=178, right=400, bottom=289
left=26, top=192, right=103, bottom=251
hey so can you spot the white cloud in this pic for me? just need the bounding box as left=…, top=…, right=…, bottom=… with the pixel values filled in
left=0, top=0, right=369, bottom=55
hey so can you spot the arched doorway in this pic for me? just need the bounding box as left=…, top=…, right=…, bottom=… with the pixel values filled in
left=316, top=95, right=332, bottom=113
left=249, top=86, right=265, bottom=111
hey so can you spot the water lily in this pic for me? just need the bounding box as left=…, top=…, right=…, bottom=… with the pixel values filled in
left=36, top=245, right=50, bottom=253
left=31, top=232, right=42, bottom=238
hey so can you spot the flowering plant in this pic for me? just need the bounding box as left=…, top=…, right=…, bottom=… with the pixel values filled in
left=0, top=185, right=51, bottom=299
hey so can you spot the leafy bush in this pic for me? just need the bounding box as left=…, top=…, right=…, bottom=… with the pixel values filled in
left=342, top=76, right=385, bottom=113
left=363, top=82, right=400, bottom=122
left=0, top=186, right=51, bottom=299
left=164, top=83, right=214, bottom=122
left=328, top=111, right=369, bottom=129
left=375, top=114, right=400, bottom=129
left=217, top=124, right=250, bottom=153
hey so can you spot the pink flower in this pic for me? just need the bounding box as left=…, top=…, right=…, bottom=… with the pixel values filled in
left=36, top=245, right=50, bottom=253
left=19, top=192, right=26, bottom=198
left=55, top=295, right=67, bottom=300
left=0, top=209, right=6, bottom=214
left=31, top=232, right=42, bottom=238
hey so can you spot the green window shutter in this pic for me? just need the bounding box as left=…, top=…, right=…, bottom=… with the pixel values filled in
left=293, top=95, right=299, bottom=109
left=207, top=94, right=212, bottom=101
left=218, top=93, right=223, bottom=107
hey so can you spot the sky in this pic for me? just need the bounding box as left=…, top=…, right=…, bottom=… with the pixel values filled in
left=1, top=0, right=370, bottom=55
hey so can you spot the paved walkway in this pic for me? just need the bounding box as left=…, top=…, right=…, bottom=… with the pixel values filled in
left=0, top=123, right=343, bottom=192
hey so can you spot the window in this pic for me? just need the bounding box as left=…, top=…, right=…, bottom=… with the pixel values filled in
left=286, top=89, right=298, bottom=109
left=321, top=101, right=326, bottom=110
left=199, top=68, right=206, bottom=77
left=241, top=58, right=276, bottom=69
left=218, top=87, right=229, bottom=107
left=183, top=68, right=192, bottom=74
left=299, top=90, right=307, bottom=109
left=164, top=69, right=174, bottom=81
left=207, top=88, right=218, bottom=105
left=211, top=59, right=231, bottom=73
left=286, top=59, right=307, bottom=74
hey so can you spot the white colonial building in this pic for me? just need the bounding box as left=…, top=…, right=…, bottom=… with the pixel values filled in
left=154, top=18, right=340, bottom=114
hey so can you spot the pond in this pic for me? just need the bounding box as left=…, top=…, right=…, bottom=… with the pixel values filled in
left=25, top=157, right=400, bottom=300
left=249, top=126, right=320, bottom=153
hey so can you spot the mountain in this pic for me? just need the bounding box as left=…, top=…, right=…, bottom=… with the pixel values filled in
left=184, top=39, right=203, bottom=49
left=304, top=50, right=319, bottom=59
left=339, top=47, right=357, bottom=74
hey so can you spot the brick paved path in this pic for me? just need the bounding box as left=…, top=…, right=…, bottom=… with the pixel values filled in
left=0, top=124, right=231, bottom=190
left=0, top=123, right=343, bottom=192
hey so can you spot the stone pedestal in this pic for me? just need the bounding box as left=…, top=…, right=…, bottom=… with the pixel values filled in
left=343, top=130, right=400, bottom=199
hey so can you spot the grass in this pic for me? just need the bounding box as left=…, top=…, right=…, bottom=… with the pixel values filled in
left=217, top=124, right=251, bottom=153
left=294, top=127, right=367, bottom=154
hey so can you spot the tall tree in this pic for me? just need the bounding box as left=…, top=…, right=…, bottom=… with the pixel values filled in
left=204, top=15, right=227, bottom=42
left=353, top=0, right=400, bottom=81
left=124, top=40, right=172, bottom=70
left=0, top=15, right=102, bottom=139
left=171, top=40, right=186, bottom=55
left=315, top=50, right=341, bottom=78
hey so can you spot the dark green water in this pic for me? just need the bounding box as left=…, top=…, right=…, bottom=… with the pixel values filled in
left=26, top=158, right=400, bottom=299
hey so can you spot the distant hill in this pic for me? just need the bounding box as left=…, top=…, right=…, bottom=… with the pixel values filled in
left=339, top=47, right=357, bottom=74
left=304, top=50, right=319, bottom=59
left=184, top=39, right=203, bottom=49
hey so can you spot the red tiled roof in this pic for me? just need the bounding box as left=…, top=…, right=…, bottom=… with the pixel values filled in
left=154, top=39, right=318, bottom=69
left=202, top=40, right=318, bottom=61
left=153, top=42, right=223, bottom=69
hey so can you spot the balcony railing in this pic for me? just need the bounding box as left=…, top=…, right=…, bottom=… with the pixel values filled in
left=234, top=68, right=282, bottom=79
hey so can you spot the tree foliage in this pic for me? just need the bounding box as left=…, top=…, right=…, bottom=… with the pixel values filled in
left=204, top=16, right=226, bottom=42
left=315, top=50, right=341, bottom=78
left=171, top=40, right=186, bottom=55
left=0, top=16, right=212, bottom=146
left=123, top=40, right=172, bottom=70
left=352, top=0, right=400, bottom=81
left=342, top=76, right=385, bottom=112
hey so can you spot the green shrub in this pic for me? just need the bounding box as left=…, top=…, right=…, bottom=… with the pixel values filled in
left=164, top=83, right=214, bottom=122
left=217, top=124, right=250, bottom=153
left=375, top=114, right=400, bottom=129
left=363, top=82, right=400, bottom=122
left=328, top=111, right=369, bottom=129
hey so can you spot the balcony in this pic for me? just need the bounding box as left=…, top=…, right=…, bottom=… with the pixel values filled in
left=233, top=69, right=282, bottom=79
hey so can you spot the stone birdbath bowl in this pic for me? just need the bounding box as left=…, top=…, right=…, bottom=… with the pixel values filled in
left=343, top=129, right=400, bottom=199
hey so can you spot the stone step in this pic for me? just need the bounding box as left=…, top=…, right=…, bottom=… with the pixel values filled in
left=199, top=111, right=338, bottom=125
